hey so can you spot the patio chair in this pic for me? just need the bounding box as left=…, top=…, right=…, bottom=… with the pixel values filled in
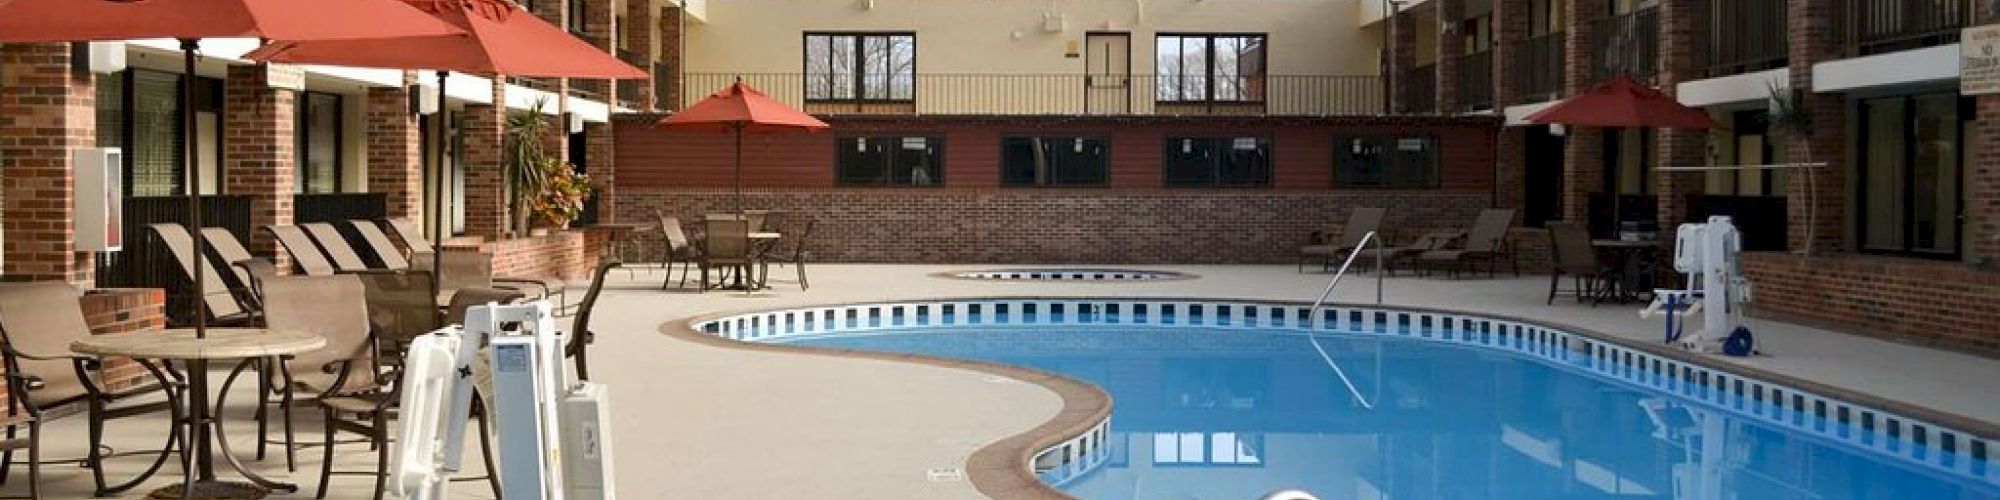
left=267, top=225, right=339, bottom=276
left=384, top=218, right=434, bottom=258
left=417, top=249, right=565, bottom=309
left=350, top=269, right=442, bottom=368
left=1379, top=229, right=1465, bottom=276
left=1547, top=222, right=1612, bottom=305
left=149, top=223, right=256, bottom=325
left=568, top=261, right=621, bottom=381
left=0, top=282, right=185, bottom=497
left=658, top=216, right=701, bottom=290
left=346, top=220, right=411, bottom=270
left=301, top=222, right=371, bottom=272
left=199, top=227, right=263, bottom=295
left=1298, top=207, right=1386, bottom=273
left=1417, top=209, right=1518, bottom=279
left=697, top=217, right=755, bottom=292
left=758, top=219, right=815, bottom=291
left=254, top=274, right=373, bottom=473
left=443, top=286, right=526, bottom=327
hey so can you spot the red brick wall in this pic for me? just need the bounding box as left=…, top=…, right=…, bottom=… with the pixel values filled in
left=0, top=42, right=95, bottom=284
left=462, top=83, right=508, bottom=238
left=442, top=230, right=608, bottom=281
left=660, top=5, right=685, bottom=111
left=223, top=65, right=298, bottom=272
left=368, top=73, right=424, bottom=221
left=613, top=115, right=1499, bottom=191
left=1742, top=252, right=2000, bottom=357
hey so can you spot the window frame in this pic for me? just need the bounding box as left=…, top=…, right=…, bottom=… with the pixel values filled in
left=998, top=135, right=1113, bottom=188
left=1162, top=136, right=1275, bottom=188
left=833, top=134, right=947, bottom=187
left=295, top=90, right=346, bottom=194
left=1330, top=135, right=1442, bottom=189
left=1154, top=32, right=1269, bottom=104
left=802, top=31, right=918, bottom=104
left=1854, top=92, right=1968, bottom=259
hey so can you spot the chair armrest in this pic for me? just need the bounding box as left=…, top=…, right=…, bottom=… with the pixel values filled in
left=0, top=372, right=45, bottom=391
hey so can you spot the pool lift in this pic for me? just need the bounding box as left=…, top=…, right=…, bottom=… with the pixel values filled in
left=393, top=300, right=618, bottom=500
left=1640, top=216, right=1756, bottom=356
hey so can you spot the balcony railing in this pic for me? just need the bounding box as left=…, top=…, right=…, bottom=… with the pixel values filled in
left=615, top=49, right=647, bottom=109
left=1706, top=0, right=1789, bottom=77
left=93, top=195, right=253, bottom=325
left=1592, top=7, right=1660, bottom=83
left=682, top=72, right=1384, bottom=116
left=1455, top=50, right=1493, bottom=111
left=1400, top=65, right=1436, bottom=114
left=1509, top=33, right=1565, bottom=103
left=654, top=62, right=675, bottom=111
left=1847, top=0, right=1970, bottom=56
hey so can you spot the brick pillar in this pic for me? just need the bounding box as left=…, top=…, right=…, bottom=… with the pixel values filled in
left=527, top=0, right=571, bottom=97
left=660, top=5, right=685, bottom=110
left=578, top=0, right=615, bottom=99
left=1561, top=0, right=1608, bottom=221
left=1390, top=10, right=1419, bottom=113
left=625, top=0, right=658, bottom=110
left=583, top=121, right=617, bottom=222
left=1971, top=2, right=2000, bottom=267
left=223, top=64, right=298, bottom=271
left=1654, top=0, right=1708, bottom=227
left=1785, top=0, right=1849, bottom=254
left=1436, top=0, right=1466, bottom=112
left=368, top=71, right=423, bottom=221
left=0, top=43, right=95, bottom=284
left=463, top=80, right=508, bottom=239
left=1491, top=0, right=1531, bottom=217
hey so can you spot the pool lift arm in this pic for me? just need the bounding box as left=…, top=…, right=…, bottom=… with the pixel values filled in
left=393, top=300, right=619, bottom=500
left=1640, top=216, right=1755, bottom=356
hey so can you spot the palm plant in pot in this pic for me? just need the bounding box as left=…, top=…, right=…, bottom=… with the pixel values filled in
left=504, top=98, right=557, bottom=236
left=1764, top=82, right=1820, bottom=256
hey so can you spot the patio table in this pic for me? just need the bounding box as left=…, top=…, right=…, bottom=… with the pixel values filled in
left=585, top=221, right=654, bottom=262
left=72, top=328, right=326, bottom=499
left=1591, top=239, right=1661, bottom=304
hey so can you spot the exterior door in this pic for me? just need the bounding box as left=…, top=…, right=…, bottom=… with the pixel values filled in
left=1085, top=33, right=1131, bottom=114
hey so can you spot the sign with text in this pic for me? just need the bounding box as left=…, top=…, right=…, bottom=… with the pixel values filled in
left=1962, top=24, right=2000, bottom=95
left=265, top=63, right=306, bottom=92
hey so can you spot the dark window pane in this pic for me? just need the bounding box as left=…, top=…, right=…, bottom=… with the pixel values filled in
left=131, top=70, right=184, bottom=197
left=1164, top=138, right=1218, bottom=185
left=1218, top=137, right=1272, bottom=185
left=297, top=92, right=343, bottom=194
left=1002, top=136, right=1107, bottom=186
left=836, top=136, right=942, bottom=186
left=1335, top=136, right=1437, bottom=188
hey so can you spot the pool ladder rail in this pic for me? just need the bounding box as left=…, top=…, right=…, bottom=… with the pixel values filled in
left=1304, top=230, right=1384, bottom=410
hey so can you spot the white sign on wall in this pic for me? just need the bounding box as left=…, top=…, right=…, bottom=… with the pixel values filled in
left=1961, top=24, right=2000, bottom=95
left=265, top=63, right=307, bottom=92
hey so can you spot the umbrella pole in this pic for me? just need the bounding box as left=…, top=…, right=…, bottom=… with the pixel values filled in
left=183, top=39, right=208, bottom=341
left=432, top=71, right=449, bottom=305
left=733, top=123, right=743, bottom=216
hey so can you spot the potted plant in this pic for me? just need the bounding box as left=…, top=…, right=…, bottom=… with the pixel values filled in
left=504, top=98, right=556, bottom=236
left=531, top=160, right=594, bottom=230
left=1764, top=82, right=1819, bottom=256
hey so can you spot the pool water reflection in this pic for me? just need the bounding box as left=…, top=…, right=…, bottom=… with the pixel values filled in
left=789, top=326, right=1999, bottom=500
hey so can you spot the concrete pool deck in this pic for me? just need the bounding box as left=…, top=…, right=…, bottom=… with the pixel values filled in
left=10, top=264, right=1998, bottom=499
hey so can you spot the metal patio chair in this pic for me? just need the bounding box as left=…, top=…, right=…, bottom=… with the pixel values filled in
left=1298, top=207, right=1386, bottom=273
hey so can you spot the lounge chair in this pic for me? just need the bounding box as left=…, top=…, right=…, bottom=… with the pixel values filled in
left=266, top=225, right=338, bottom=276
left=199, top=227, right=262, bottom=293
left=346, top=220, right=411, bottom=270
left=566, top=261, right=620, bottom=381
left=149, top=223, right=255, bottom=325
left=301, top=222, right=370, bottom=272
left=1298, top=207, right=1386, bottom=273
left=0, top=282, right=185, bottom=497
left=1379, top=229, right=1465, bottom=276
left=384, top=218, right=434, bottom=258
left=1547, top=222, right=1612, bottom=305
left=1417, top=209, right=1519, bottom=278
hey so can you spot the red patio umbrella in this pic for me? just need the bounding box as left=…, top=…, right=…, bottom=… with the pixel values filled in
left=658, top=79, right=831, bottom=214
left=1524, top=74, right=1714, bottom=129
left=245, top=0, right=647, bottom=304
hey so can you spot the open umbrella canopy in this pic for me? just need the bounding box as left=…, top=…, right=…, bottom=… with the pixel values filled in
left=1524, top=74, right=1713, bottom=129
left=0, top=0, right=461, bottom=42
left=660, top=79, right=832, bottom=132
left=245, top=0, right=646, bottom=79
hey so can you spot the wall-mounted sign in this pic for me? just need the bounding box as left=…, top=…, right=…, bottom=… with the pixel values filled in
left=1961, top=24, right=2000, bottom=95
left=265, top=63, right=307, bottom=92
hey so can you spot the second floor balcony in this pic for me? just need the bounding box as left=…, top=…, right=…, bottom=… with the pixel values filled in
left=1508, top=32, right=1565, bottom=104
left=1847, top=0, right=1971, bottom=56
left=1592, top=6, right=1660, bottom=84
left=1455, top=50, right=1493, bottom=111
left=1705, top=0, right=1789, bottom=78
left=682, top=72, right=1384, bottom=117
left=1401, top=64, right=1437, bottom=114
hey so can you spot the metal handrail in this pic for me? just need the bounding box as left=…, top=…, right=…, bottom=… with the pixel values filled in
left=1304, top=230, right=1385, bottom=410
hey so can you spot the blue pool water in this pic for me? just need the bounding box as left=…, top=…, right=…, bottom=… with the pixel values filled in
left=762, top=315, right=2000, bottom=500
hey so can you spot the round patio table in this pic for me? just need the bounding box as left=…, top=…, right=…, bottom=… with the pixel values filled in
left=1591, top=239, right=1662, bottom=304
left=72, top=328, right=326, bottom=499
left=585, top=221, right=653, bottom=262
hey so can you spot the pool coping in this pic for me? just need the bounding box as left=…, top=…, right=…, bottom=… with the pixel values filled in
left=662, top=295, right=2000, bottom=499
left=929, top=268, right=1199, bottom=284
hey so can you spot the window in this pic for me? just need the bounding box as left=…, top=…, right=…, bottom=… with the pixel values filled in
left=1151, top=433, right=1263, bottom=466
left=1164, top=137, right=1272, bottom=187
left=1858, top=93, right=1966, bottom=257
left=1333, top=136, right=1438, bottom=188
left=804, top=33, right=915, bottom=102
left=1001, top=136, right=1109, bottom=187
left=119, top=70, right=219, bottom=197
left=1156, top=34, right=1266, bottom=102
left=296, top=92, right=344, bottom=194
left=837, top=136, right=943, bottom=186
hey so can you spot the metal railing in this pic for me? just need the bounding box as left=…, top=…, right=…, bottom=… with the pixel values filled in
left=653, top=62, right=676, bottom=110
left=1510, top=33, right=1566, bottom=104
left=1401, top=65, right=1436, bottom=113
left=1847, top=0, right=1970, bottom=56
left=1304, top=230, right=1383, bottom=410
left=1455, top=50, right=1494, bottom=111
left=1706, top=0, right=1790, bottom=77
left=94, top=195, right=253, bottom=325
left=615, top=49, right=647, bottom=109
left=1593, top=7, right=1661, bottom=83
left=682, top=72, right=1384, bottom=116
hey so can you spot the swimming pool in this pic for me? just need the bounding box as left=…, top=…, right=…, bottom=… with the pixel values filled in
left=695, top=299, right=2000, bottom=500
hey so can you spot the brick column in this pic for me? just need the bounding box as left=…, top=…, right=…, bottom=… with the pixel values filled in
left=1654, top=0, right=1709, bottom=227
left=1785, top=0, right=1849, bottom=253
left=1490, top=0, right=1531, bottom=217
left=1971, top=2, right=2000, bottom=267
left=1390, top=10, right=1419, bottom=113
left=223, top=64, right=298, bottom=271
left=463, top=80, right=508, bottom=238
left=0, top=43, right=95, bottom=284
left=583, top=120, right=617, bottom=222
left=368, top=71, right=424, bottom=221
left=1435, top=0, right=1466, bottom=112
left=625, top=0, right=658, bottom=110
left=1560, top=0, right=1608, bottom=221
left=578, top=0, right=615, bottom=99
left=660, top=4, right=685, bottom=110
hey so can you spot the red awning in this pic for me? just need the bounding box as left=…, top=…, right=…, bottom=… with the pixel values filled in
left=1524, top=75, right=1713, bottom=129
left=0, top=0, right=460, bottom=42
left=245, top=0, right=645, bottom=79
left=659, top=79, right=831, bottom=132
